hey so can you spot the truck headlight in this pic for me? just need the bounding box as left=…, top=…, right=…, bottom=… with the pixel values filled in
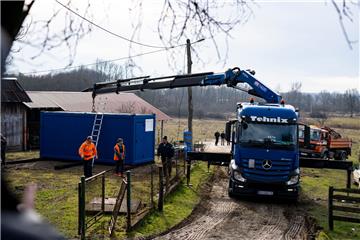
left=234, top=171, right=246, bottom=182
left=286, top=175, right=299, bottom=185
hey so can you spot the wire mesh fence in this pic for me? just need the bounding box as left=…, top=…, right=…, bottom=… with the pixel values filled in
left=77, top=147, right=187, bottom=238
left=78, top=171, right=106, bottom=239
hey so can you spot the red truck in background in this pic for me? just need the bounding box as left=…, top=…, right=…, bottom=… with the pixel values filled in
left=299, top=125, right=352, bottom=160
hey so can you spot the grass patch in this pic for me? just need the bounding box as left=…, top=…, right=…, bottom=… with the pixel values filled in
left=301, top=168, right=360, bottom=240
left=5, top=169, right=80, bottom=238
left=5, top=150, right=39, bottom=161
left=303, top=117, right=360, bottom=130
left=326, top=117, right=360, bottom=130
left=127, top=162, right=213, bottom=238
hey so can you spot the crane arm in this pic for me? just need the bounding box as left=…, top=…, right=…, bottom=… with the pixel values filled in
left=92, top=67, right=282, bottom=104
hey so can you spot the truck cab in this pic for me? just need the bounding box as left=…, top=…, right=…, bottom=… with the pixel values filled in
left=228, top=102, right=300, bottom=200
left=299, top=125, right=329, bottom=158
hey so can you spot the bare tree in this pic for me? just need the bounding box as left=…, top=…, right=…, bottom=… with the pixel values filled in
left=331, top=0, right=358, bottom=50
left=117, top=101, right=137, bottom=113
left=344, top=88, right=359, bottom=117
left=2, top=0, right=93, bottom=72
left=94, top=59, right=125, bottom=82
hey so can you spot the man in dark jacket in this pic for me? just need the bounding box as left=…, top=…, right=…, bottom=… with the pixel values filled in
left=214, top=131, right=220, bottom=146
left=220, top=132, right=226, bottom=146
left=157, top=136, right=174, bottom=177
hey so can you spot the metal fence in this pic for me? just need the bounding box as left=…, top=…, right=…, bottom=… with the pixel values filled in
left=78, top=148, right=187, bottom=239
left=78, top=171, right=106, bottom=240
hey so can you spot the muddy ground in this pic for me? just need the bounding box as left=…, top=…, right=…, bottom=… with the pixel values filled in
left=154, top=169, right=315, bottom=240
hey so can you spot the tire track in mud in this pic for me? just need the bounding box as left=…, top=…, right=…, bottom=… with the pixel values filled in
left=283, top=215, right=306, bottom=240
left=253, top=204, right=285, bottom=240
left=157, top=184, right=237, bottom=240
left=155, top=178, right=308, bottom=240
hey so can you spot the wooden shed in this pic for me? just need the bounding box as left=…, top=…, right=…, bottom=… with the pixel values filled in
left=1, top=78, right=31, bottom=150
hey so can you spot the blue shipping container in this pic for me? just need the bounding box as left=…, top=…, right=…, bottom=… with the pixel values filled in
left=40, top=112, right=156, bottom=165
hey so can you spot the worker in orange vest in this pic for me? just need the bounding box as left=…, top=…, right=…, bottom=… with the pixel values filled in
left=78, top=136, right=98, bottom=178
left=114, top=138, right=126, bottom=177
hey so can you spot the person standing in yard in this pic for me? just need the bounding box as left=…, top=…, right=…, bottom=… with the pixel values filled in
left=114, top=138, right=126, bottom=177
left=78, top=136, right=98, bottom=178
left=220, top=132, right=226, bottom=146
left=157, top=136, right=174, bottom=177
left=214, top=131, right=220, bottom=146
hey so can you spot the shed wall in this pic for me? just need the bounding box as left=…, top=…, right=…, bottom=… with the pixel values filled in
left=1, top=103, right=27, bottom=150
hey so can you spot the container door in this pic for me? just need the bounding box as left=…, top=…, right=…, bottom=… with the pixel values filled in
left=134, top=122, right=145, bottom=164
left=134, top=118, right=154, bottom=164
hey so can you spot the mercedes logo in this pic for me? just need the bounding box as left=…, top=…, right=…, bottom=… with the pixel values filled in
left=262, top=160, right=272, bottom=170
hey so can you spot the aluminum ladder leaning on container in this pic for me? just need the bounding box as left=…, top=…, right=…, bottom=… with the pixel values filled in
left=91, top=113, right=104, bottom=166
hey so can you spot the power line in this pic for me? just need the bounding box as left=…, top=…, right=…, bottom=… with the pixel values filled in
left=21, top=49, right=166, bottom=75
left=20, top=38, right=205, bottom=75
left=55, top=0, right=174, bottom=49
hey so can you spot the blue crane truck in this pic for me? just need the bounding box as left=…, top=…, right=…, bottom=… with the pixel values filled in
left=92, top=67, right=302, bottom=200
left=227, top=102, right=299, bottom=199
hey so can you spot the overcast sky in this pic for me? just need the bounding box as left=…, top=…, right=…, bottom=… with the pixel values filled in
left=8, top=0, right=359, bottom=93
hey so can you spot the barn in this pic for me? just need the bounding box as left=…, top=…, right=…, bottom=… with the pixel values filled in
left=1, top=78, right=32, bottom=150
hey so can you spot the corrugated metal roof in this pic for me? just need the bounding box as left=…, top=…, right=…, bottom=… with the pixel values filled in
left=25, top=91, right=171, bottom=121
left=24, top=92, right=60, bottom=109
left=1, top=78, right=32, bottom=103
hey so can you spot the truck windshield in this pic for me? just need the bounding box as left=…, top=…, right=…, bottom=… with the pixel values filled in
left=239, top=123, right=297, bottom=149
left=310, top=130, right=321, bottom=141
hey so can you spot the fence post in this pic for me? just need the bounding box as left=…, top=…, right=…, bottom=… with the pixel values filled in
left=79, top=176, right=86, bottom=240
left=347, top=168, right=351, bottom=189
left=183, top=155, right=186, bottom=175
left=328, top=186, right=334, bottom=231
left=175, top=156, right=179, bottom=177
left=186, top=159, right=191, bottom=186
left=78, top=182, right=81, bottom=235
left=102, top=173, right=105, bottom=212
left=150, top=164, right=154, bottom=207
left=165, top=162, right=170, bottom=193
left=126, top=170, right=131, bottom=231
left=158, top=166, right=164, bottom=211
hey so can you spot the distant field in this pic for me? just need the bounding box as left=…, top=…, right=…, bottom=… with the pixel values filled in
left=303, top=116, right=360, bottom=130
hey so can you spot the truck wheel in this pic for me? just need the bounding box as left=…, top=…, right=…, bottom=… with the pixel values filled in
left=339, top=151, right=347, bottom=161
left=228, top=179, right=235, bottom=198
left=321, top=151, right=329, bottom=160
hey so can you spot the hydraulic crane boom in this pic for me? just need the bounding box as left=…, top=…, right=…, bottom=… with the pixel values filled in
left=92, top=67, right=282, bottom=104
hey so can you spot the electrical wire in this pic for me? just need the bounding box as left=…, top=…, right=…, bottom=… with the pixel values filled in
left=21, top=38, right=205, bottom=75
left=21, top=48, right=165, bottom=75
left=55, top=0, right=175, bottom=49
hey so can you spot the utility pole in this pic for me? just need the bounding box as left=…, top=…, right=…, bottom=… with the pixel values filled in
left=186, top=39, right=193, bottom=147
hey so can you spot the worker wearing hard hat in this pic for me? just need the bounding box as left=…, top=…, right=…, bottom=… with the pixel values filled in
left=78, top=136, right=98, bottom=178
left=114, top=138, right=126, bottom=177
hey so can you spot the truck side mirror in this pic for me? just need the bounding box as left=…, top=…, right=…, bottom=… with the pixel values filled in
left=304, top=125, right=310, bottom=148
left=225, top=121, right=232, bottom=142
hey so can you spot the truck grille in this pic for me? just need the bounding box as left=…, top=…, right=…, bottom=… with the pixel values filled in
left=240, top=158, right=291, bottom=183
